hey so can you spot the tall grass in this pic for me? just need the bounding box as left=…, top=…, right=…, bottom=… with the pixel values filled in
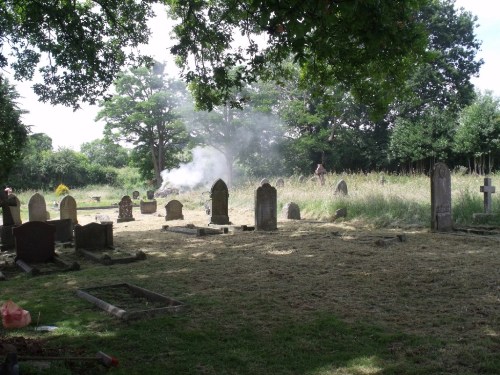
left=9, top=172, right=500, bottom=227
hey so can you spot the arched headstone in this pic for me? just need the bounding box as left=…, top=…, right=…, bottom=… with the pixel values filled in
left=132, top=191, right=140, bottom=200
left=210, top=179, right=230, bottom=225
left=282, top=202, right=300, bottom=220
left=60, top=195, right=78, bottom=224
left=275, top=178, right=285, bottom=188
left=260, top=178, right=270, bottom=186
left=165, top=200, right=184, bottom=221
left=28, top=193, right=47, bottom=222
left=334, top=179, right=348, bottom=196
left=255, top=183, right=277, bottom=230
left=431, top=162, right=452, bottom=231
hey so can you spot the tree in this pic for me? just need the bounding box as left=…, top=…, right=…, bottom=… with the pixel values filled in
left=1, top=0, right=156, bottom=108
left=0, top=76, right=28, bottom=185
left=80, top=139, right=129, bottom=168
left=96, top=62, right=190, bottom=186
left=166, top=0, right=430, bottom=115
left=454, top=91, right=500, bottom=174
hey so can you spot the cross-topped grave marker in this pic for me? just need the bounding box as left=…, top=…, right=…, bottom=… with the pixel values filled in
left=480, top=177, right=495, bottom=213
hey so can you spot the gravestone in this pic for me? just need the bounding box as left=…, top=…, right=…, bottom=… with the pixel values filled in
left=210, top=179, right=230, bottom=225
left=140, top=199, right=157, bottom=214
left=95, top=214, right=112, bottom=224
left=9, top=194, right=22, bottom=225
left=132, top=191, right=140, bottom=200
left=275, top=178, right=285, bottom=188
left=48, top=218, right=73, bottom=243
left=282, top=202, right=300, bottom=220
left=431, top=162, right=452, bottom=232
left=315, top=164, right=327, bottom=185
left=260, top=178, right=270, bottom=186
left=13, top=221, right=55, bottom=263
left=165, top=200, right=184, bottom=221
left=298, top=175, right=305, bottom=183
left=59, top=195, right=78, bottom=224
left=0, top=190, right=18, bottom=250
left=334, top=179, right=348, bottom=196
left=146, top=190, right=155, bottom=200
left=255, top=183, right=277, bottom=230
left=28, top=193, right=47, bottom=221
left=74, top=222, right=114, bottom=250
left=480, top=177, right=495, bottom=213
left=117, top=196, right=135, bottom=223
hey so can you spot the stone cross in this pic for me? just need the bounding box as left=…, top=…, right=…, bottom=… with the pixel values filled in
left=480, top=177, right=496, bottom=213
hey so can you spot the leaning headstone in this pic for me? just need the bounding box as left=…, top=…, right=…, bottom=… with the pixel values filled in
left=334, top=179, right=348, bottom=196
left=9, top=194, right=22, bottom=225
left=48, top=218, right=73, bottom=243
left=146, top=190, right=155, bottom=200
left=74, top=222, right=114, bottom=250
left=59, top=195, right=78, bottom=224
left=282, top=202, right=300, bottom=220
left=275, top=178, right=285, bottom=188
left=165, top=200, right=184, bottom=221
left=117, top=196, right=135, bottom=223
left=210, top=179, right=230, bottom=225
left=255, top=183, right=277, bottom=230
left=140, top=199, right=157, bottom=214
left=132, top=191, right=140, bottom=200
left=13, top=221, right=55, bottom=263
left=260, top=178, right=270, bottom=186
left=28, top=193, right=47, bottom=222
left=430, top=162, right=452, bottom=232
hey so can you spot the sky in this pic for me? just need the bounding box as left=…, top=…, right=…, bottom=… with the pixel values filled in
left=7, top=0, right=500, bottom=151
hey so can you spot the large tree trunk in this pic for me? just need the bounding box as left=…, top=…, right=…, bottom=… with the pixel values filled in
left=151, top=143, right=162, bottom=188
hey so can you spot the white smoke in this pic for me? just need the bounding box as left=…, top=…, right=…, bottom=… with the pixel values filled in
left=160, top=146, right=229, bottom=191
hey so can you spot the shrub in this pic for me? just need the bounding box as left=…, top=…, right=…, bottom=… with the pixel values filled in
left=55, top=183, right=70, bottom=196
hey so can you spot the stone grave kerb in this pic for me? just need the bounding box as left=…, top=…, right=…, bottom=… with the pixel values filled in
left=255, top=182, right=277, bottom=230
left=210, top=179, right=230, bottom=225
left=430, top=162, right=453, bottom=232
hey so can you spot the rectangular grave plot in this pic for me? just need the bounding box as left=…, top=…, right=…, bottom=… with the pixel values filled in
left=77, top=283, right=186, bottom=320
left=76, top=248, right=146, bottom=265
left=16, top=256, right=80, bottom=276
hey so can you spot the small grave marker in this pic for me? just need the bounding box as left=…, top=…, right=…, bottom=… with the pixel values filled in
left=117, top=196, right=135, bottom=222
left=140, top=199, right=157, bottom=214
left=260, top=178, right=270, bottom=186
left=275, top=178, right=285, bottom=188
left=9, top=194, right=22, bottom=225
left=334, top=179, right=348, bottom=196
left=165, top=200, right=184, bottom=221
left=132, top=191, right=140, bottom=200
left=282, top=202, right=300, bottom=220
left=146, top=190, right=155, bottom=200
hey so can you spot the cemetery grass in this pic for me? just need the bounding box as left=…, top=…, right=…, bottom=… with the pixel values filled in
left=1, top=173, right=499, bottom=374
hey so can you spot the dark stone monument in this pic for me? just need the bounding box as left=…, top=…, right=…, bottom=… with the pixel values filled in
left=165, top=200, right=184, bottom=221
left=28, top=192, right=47, bottom=221
left=132, top=191, right=140, bottom=200
left=13, top=221, right=55, bottom=263
left=146, top=190, right=155, bottom=200
left=431, top=162, right=452, bottom=232
left=334, top=179, right=348, bottom=196
left=74, top=222, right=114, bottom=250
left=210, top=179, right=230, bottom=225
left=59, top=195, right=78, bottom=224
left=117, top=195, right=135, bottom=223
left=255, top=183, right=277, bottom=230
left=275, top=178, right=285, bottom=188
left=140, top=199, right=157, bottom=214
left=0, top=189, right=18, bottom=250
left=9, top=194, right=22, bottom=225
left=282, top=202, right=300, bottom=220
left=48, top=218, right=74, bottom=243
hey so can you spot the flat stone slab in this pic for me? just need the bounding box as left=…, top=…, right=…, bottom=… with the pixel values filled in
left=76, top=248, right=146, bottom=265
left=76, top=283, right=186, bottom=320
left=161, top=225, right=227, bottom=236
left=454, top=225, right=500, bottom=236
left=208, top=224, right=255, bottom=232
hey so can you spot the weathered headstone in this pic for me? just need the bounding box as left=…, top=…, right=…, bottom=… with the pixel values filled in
left=275, top=178, right=285, bottom=188
left=334, top=179, right=348, bottom=196
left=28, top=193, right=47, bottom=222
left=140, top=199, right=157, bottom=214
left=13, top=221, right=55, bottom=263
left=260, top=178, right=270, bottom=186
left=132, top=191, right=140, bottom=200
left=117, top=195, right=135, bottom=223
left=95, top=214, right=112, bottom=224
left=9, top=194, right=22, bottom=225
left=59, top=195, right=78, bottom=224
left=282, top=202, right=300, bottom=220
left=48, top=218, right=74, bottom=243
left=1, top=190, right=18, bottom=250
left=431, top=162, right=452, bottom=232
left=74, top=222, right=114, bottom=250
left=255, top=183, right=277, bottom=230
left=480, top=177, right=495, bottom=213
left=146, top=190, right=155, bottom=200
left=210, top=179, right=230, bottom=225
left=165, top=200, right=184, bottom=221
left=298, top=175, right=305, bottom=184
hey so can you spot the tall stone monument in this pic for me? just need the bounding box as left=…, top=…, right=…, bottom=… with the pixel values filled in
left=210, top=179, right=230, bottom=225
left=255, top=183, right=277, bottom=230
left=431, top=162, right=452, bottom=232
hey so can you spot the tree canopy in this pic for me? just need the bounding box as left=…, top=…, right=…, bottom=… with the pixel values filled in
left=166, top=0, right=431, bottom=115
left=1, top=0, right=155, bottom=108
